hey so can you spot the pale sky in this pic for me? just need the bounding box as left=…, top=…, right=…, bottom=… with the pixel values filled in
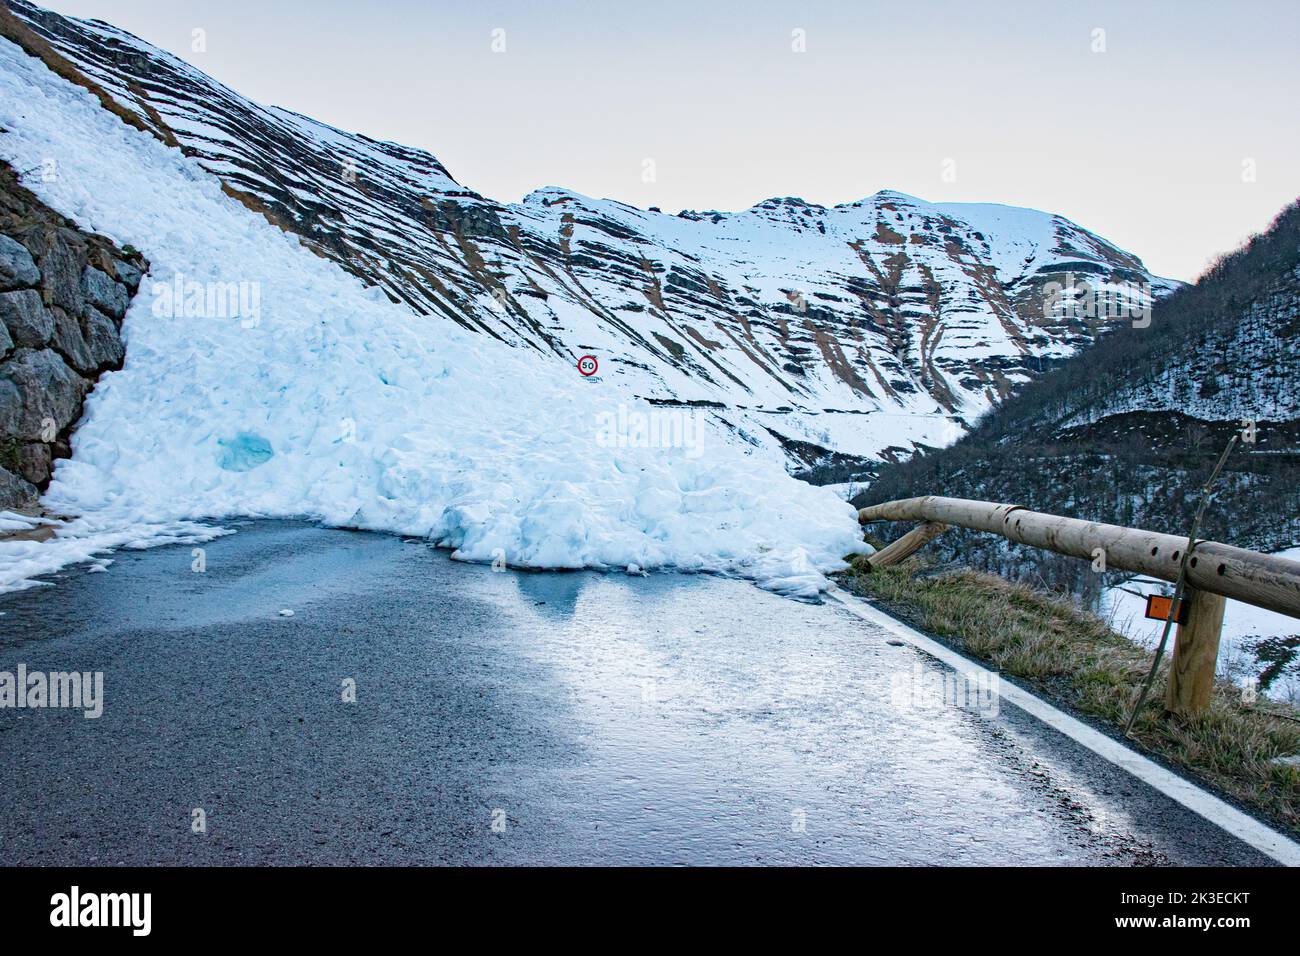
left=37, top=0, right=1300, bottom=281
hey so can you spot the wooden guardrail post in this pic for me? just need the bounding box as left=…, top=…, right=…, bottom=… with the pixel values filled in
left=864, top=521, right=948, bottom=569
left=1164, top=588, right=1227, bottom=718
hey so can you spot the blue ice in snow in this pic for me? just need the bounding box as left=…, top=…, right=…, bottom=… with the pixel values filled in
left=217, top=432, right=275, bottom=472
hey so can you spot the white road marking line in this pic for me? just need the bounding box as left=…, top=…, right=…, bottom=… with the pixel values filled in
left=825, top=583, right=1300, bottom=867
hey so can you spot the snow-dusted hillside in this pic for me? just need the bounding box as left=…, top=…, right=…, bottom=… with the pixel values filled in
left=1058, top=264, right=1300, bottom=431
left=0, top=30, right=870, bottom=596
left=9, top=0, right=1178, bottom=474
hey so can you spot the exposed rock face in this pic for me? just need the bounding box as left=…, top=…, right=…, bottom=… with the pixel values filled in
left=0, top=160, right=145, bottom=509
left=0, top=464, right=36, bottom=506
left=0, top=234, right=40, bottom=289
left=0, top=288, right=52, bottom=346
left=0, top=347, right=88, bottom=439
left=82, top=264, right=130, bottom=318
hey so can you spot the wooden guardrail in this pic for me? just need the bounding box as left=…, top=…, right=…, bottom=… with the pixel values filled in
left=857, top=495, right=1300, bottom=718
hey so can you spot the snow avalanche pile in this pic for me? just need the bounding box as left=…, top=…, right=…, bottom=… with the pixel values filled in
left=0, top=38, right=866, bottom=598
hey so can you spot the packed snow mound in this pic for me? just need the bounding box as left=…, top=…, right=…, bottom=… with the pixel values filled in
left=0, top=38, right=866, bottom=597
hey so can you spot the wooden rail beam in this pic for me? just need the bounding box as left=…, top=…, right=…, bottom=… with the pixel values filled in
left=858, top=495, right=1300, bottom=619
left=857, top=494, right=1300, bottom=720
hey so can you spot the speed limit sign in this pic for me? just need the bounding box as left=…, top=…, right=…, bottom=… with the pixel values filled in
left=577, top=355, right=599, bottom=377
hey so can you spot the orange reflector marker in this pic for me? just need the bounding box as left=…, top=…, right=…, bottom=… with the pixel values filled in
left=1145, top=593, right=1189, bottom=624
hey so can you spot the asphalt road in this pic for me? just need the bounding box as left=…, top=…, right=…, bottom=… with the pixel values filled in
left=0, top=520, right=1276, bottom=865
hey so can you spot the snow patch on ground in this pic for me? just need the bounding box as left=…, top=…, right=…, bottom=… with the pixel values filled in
left=811, top=481, right=868, bottom=502
left=0, top=38, right=866, bottom=598
left=1103, top=547, right=1300, bottom=703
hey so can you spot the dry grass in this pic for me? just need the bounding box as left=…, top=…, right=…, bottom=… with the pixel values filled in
left=873, top=221, right=905, bottom=245
left=127, top=81, right=181, bottom=148
left=842, top=556, right=1300, bottom=835
left=219, top=182, right=297, bottom=234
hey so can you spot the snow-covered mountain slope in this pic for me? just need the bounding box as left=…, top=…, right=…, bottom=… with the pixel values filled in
left=0, top=31, right=870, bottom=596
left=8, top=0, right=1179, bottom=474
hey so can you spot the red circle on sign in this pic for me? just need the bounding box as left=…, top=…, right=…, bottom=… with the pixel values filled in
left=578, top=355, right=599, bottom=377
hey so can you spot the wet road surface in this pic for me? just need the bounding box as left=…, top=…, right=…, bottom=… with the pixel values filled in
left=0, top=521, right=1275, bottom=865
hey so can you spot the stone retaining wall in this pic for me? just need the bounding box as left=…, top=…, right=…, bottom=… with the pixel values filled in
left=0, top=160, right=146, bottom=509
